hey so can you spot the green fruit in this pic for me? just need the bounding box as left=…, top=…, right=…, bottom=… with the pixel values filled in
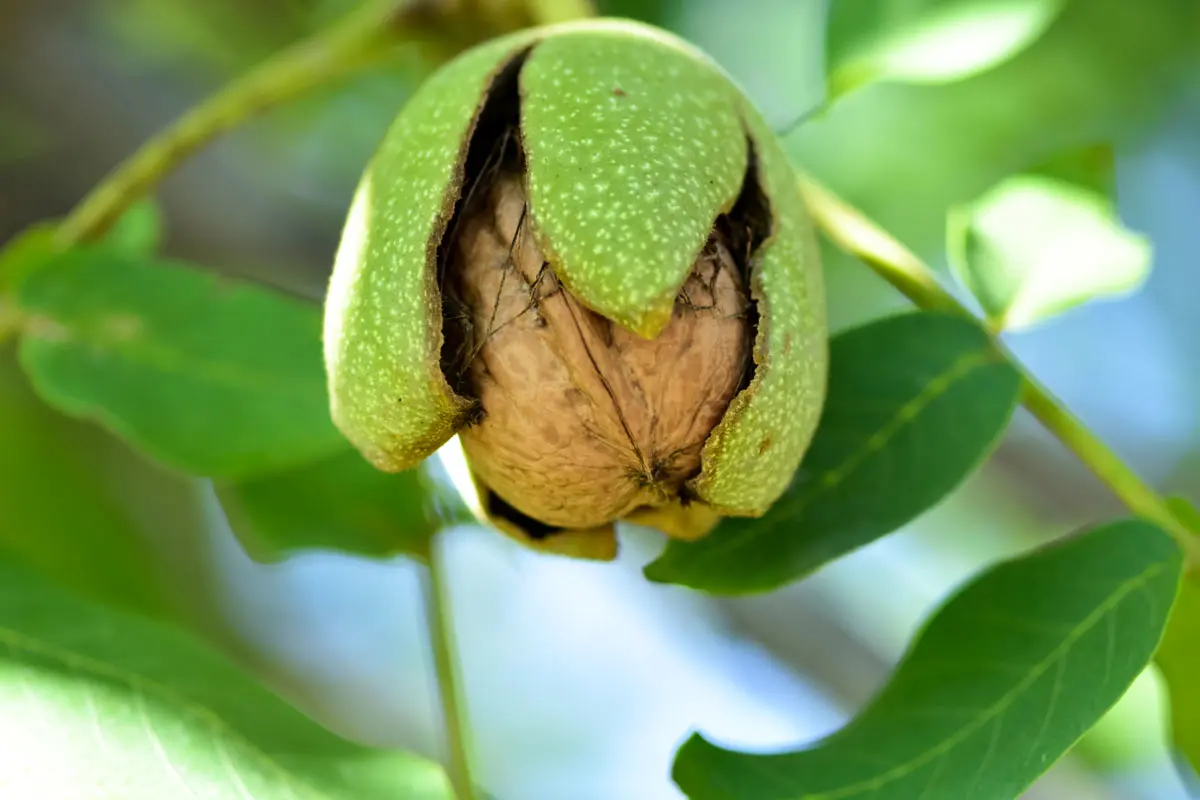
left=323, top=19, right=827, bottom=557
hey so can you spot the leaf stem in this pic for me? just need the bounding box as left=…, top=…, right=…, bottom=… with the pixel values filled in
left=796, top=172, right=1200, bottom=564
left=53, top=0, right=439, bottom=248
left=421, top=533, right=477, bottom=800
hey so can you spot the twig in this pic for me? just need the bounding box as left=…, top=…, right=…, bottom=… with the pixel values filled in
left=53, top=0, right=441, bottom=248
left=420, top=532, right=477, bottom=800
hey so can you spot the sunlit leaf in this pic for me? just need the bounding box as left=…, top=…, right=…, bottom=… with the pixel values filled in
left=673, top=519, right=1183, bottom=799
left=0, top=553, right=451, bottom=799
left=218, top=449, right=441, bottom=561
left=645, top=312, right=1020, bottom=594
left=826, top=0, right=1068, bottom=97
left=15, top=247, right=346, bottom=479
left=947, top=174, right=1151, bottom=330
left=1156, top=497, right=1200, bottom=778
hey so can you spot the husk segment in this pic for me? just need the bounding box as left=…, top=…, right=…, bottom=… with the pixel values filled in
left=518, top=23, right=750, bottom=338
left=323, top=32, right=539, bottom=473
left=688, top=102, right=828, bottom=516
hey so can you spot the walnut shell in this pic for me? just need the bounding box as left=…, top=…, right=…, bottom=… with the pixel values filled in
left=446, top=171, right=750, bottom=531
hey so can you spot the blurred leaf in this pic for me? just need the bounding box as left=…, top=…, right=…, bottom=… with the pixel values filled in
left=0, top=204, right=160, bottom=341
left=1156, top=497, right=1200, bottom=778
left=0, top=347, right=171, bottom=615
left=106, top=198, right=164, bottom=256
left=0, top=224, right=57, bottom=294
left=595, top=0, right=671, bottom=23
left=1027, top=142, right=1116, bottom=198
left=645, top=312, right=1020, bottom=594
left=947, top=174, right=1151, bottom=330
left=218, top=450, right=439, bottom=561
left=15, top=247, right=345, bottom=479
left=673, top=519, right=1183, bottom=799
left=826, top=0, right=1068, bottom=97
left=1156, top=590, right=1200, bottom=776
left=0, top=553, right=451, bottom=799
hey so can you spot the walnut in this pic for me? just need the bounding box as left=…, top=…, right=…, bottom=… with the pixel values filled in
left=323, top=21, right=828, bottom=559
left=444, top=171, right=751, bottom=532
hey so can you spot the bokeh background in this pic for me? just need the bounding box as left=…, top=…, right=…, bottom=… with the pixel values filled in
left=2, top=0, right=1198, bottom=798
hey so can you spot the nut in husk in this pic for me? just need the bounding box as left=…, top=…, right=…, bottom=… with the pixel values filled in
left=324, top=20, right=827, bottom=559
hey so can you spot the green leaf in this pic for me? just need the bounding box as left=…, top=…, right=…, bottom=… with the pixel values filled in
left=0, top=553, right=451, bottom=799
left=826, top=0, right=1068, bottom=97
left=1155, top=582, right=1200, bottom=777
left=15, top=247, right=346, bottom=479
left=947, top=174, right=1152, bottom=331
left=645, top=312, right=1020, bottom=594
left=106, top=198, right=165, bottom=256
left=218, top=449, right=442, bottom=560
left=1027, top=143, right=1116, bottom=199
left=0, top=346, right=172, bottom=616
left=1155, top=497, right=1200, bottom=778
left=673, top=519, right=1183, bottom=800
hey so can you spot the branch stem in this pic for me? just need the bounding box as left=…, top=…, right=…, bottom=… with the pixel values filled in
left=796, top=173, right=1199, bottom=563
left=53, top=0, right=430, bottom=248
left=1017, top=374, right=1189, bottom=541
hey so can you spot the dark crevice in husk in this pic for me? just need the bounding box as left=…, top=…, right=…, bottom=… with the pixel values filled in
left=714, top=137, right=772, bottom=400
left=437, top=45, right=533, bottom=410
